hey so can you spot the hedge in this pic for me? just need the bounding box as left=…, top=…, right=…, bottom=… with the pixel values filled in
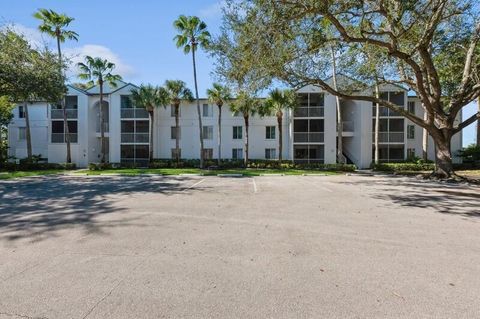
left=372, top=162, right=435, bottom=172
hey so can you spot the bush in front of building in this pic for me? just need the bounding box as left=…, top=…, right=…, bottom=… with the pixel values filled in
left=457, top=144, right=480, bottom=168
left=372, top=162, right=435, bottom=172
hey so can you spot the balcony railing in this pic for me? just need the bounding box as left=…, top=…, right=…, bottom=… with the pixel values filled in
left=294, top=107, right=324, bottom=117
left=51, top=133, right=78, bottom=143
left=371, top=106, right=404, bottom=117
left=121, top=133, right=149, bottom=143
left=373, top=132, right=404, bottom=143
left=293, top=132, right=324, bottom=143
left=120, top=108, right=149, bottom=119
left=51, top=109, right=78, bottom=119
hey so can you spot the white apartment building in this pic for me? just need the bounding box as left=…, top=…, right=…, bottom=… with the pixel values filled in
left=7, top=79, right=463, bottom=168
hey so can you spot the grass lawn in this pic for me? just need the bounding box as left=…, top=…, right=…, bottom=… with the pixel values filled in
left=0, top=170, right=66, bottom=180
left=78, top=168, right=341, bottom=176
left=456, top=170, right=480, bottom=178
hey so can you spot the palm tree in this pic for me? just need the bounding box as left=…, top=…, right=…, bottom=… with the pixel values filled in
left=160, top=80, right=193, bottom=164
left=131, top=85, right=165, bottom=161
left=77, top=56, right=122, bottom=163
left=173, top=15, right=211, bottom=168
left=230, top=91, right=260, bottom=166
left=34, top=9, right=78, bottom=163
left=261, top=89, right=296, bottom=162
left=206, top=83, right=231, bottom=165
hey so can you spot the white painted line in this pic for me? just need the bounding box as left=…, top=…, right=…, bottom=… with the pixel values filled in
left=252, top=178, right=258, bottom=193
left=183, top=179, right=205, bottom=192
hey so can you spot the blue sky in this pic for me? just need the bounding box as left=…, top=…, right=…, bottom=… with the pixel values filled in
left=0, top=0, right=477, bottom=146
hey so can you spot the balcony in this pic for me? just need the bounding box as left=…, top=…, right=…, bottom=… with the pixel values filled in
left=51, top=109, right=78, bottom=119
left=121, top=133, right=149, bottom=143
left=293, top=132, right=324, bottom=143
left=373, top=132, right=404, bottom=143
left=294, top=107, right=324, bottom=117
left=121, top=108, right=149, bottom=119
left=51, top=133, right=78, bottom=143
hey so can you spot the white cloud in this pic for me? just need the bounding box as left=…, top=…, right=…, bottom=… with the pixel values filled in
left=199, top=1, right=226, bottom=19
left=64, top=44, right=136, bottom=79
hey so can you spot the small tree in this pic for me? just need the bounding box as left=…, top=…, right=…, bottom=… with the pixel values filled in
left=230, top=91, right=260, bottom=166
left=131, top=85, right=164, bottom=161
left=206, top=83, right=231, bottom=165
left=159, top=80, right=193, bottom=164
left=77, top=56, right=122, bottom=163
left=0, top=96, right=14, bottom=164
left=34, top=9, right=79, bottom=163
left=173, top=15, right=211, bottom=168
left=260, top=89, right=296, bottom=162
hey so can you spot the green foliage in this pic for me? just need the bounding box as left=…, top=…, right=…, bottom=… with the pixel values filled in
left=77, top=56, right=122, bottom=87
left=457, top=144, right=480, bottom=164
left=206, top=83, right=231, bottom=107
left=229, top=91, right=261, bottom=118
left=2, top=159, right=76, bottom=171
left=33, top=9, right=78, bottom=43
left=260, top=88, right=296, bottom=117
left=130, top=84, right=164, bottom=113
left=0, top=96, right=14, bottom=127
left=372, top=162, right=435, bottom=172
left=173, top=15, right=210, bottom=54
left=160, top=80, right=193, bottom=105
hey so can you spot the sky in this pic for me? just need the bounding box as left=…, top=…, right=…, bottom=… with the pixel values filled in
left=0, top=0, right=478, bottom=146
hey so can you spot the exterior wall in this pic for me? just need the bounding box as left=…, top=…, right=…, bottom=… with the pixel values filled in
left=154, top=100, right=291, bottom=160
left=8, top=102, right=49, bottom=159
left=5, top=82, right=465, bottom=168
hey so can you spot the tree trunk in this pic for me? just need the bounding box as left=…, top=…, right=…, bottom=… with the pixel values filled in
left=57, top=35, right=71, bottom=163
left=277, top=112, right=283, bottom=162
left=217, top=104, right=222, bottom=166
left=24, top=101, right=32, bottom=159
left=331, top=46, right=344, bottom=164
left=477, top=97, right=480, bottom=147
left=374, top=83, right=380, bottom=165
left=244, top=115, right=249, bottom=167
left=99, top=82, right=106, bottom=163
left=422, top=111, right=429, bottom=161
left=149, top=111, right=154, bottom=162
left=191, top=47, right=204, bottom=168
left=433, top=137, right=454, bottom=178
left=175, top=104, right=180, bottom=165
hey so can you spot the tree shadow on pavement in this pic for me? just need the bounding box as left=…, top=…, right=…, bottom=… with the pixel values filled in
left=0, top=175, right=204, bottom=242
left=344, top=176, right=480, bottom=218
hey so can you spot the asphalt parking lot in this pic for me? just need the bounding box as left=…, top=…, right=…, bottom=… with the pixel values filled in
left=0, top=174, right=479, bottom=318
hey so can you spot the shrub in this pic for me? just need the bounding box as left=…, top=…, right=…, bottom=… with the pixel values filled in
left=88, top=162, right=113, bottom=171
left=372, top=162, right=435, bottom=172
left=457, top=144, right=480, bottom=166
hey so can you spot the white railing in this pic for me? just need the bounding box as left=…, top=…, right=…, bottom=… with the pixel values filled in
left=374, top=132, right=404, bottom=143
left=120, top=108, right=149, bottom=119
left=51, top=109, right=78, bottom=119
left=294, top=107, right=324, bottom=117
left=51, top=133, right=78, bottom=143
left=293, top=132, right=324, bottom=143
left=121, top=133, right=149, bottom=143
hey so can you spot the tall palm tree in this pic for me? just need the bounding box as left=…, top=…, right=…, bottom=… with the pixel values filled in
left=173, top=15, right=210, bottom=168
left=206, top=83, right=231, bottom=165
left=261, top=89, right=296, bottom=162
left=34, top=9, right=78, bottom=163
left=131, top=85, right=165, bottom=161
left=230, top=91, right=260, bottom=166
left=77, top=56, right=122, bottom=163
left=160, top=80, right=193, bottom=164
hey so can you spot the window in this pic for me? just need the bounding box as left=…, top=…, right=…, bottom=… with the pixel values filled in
left=407, top=125, right=415, bottom=139
left=203, top=148, right=213, bottom=159
left=407, top=148, right=416, bottom=159
left=203, top=126, right=213, bottom=140
left=202, top=104, right=213, bottom=117
left=232, top=148, right=243, bottom=159
left=265, top=148, right=276, bottom=159
left=171, top=105, right=180, bottom=117
left=389, top=91, right=405, bottom=106
left=171, top=148, right=181, bottom=159
left=121, top=95, right=133, bottom=108
left=18, top=127, right=26, bottom=140
left=171, top=126, right=180, bottom=139
left=233, top=126, right=242, bottom=139
left=51, top=121, right=64, bottom=143
left=408, top=101, right=415, bottom=114
left=265, top=126, right=276, bottom=139
left=18, top=105, right=25, bottom=118
left=65, top=96, right=78, bottom=109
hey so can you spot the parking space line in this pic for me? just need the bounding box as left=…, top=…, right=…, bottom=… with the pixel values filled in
left=252, top=178, right=258, bottom=193
left=183, top=179, right=205, bottom=192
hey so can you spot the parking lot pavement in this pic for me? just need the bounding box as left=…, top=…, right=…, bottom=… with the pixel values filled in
left=0, top=174, right=479, bottom=318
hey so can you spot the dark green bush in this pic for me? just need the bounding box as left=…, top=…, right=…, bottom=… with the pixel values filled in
left=372, top=162, right=435, bottom=172
left=457, top=144, right=480, bottom=166
left=88, top=162, right=113, bottom=171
